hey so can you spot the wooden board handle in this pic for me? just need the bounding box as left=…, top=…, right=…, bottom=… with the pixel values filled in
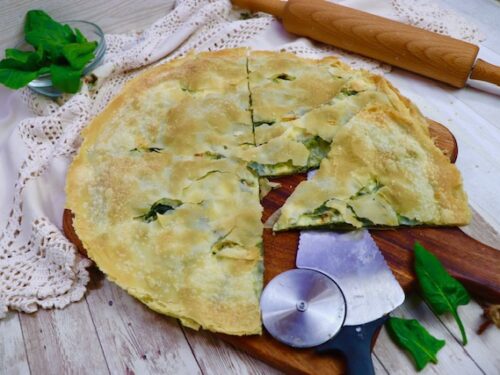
left=470, top=59, right=500, bottom=86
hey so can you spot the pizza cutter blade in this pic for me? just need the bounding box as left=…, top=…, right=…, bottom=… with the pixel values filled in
left=260, top=268, right=347, bottom=348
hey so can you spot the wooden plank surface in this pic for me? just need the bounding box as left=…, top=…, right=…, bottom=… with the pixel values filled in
left=0, top=1, right=499, bottom=375
left=0, top=313, right=30, bottom=375
left=18, top=298, right=109, bottom=374
left=182, top=328, right=282, bottom=375
left=84, top=268, right=202, bottom=375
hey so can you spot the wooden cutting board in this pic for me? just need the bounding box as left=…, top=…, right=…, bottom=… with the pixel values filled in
left=63, top=120, right=500, bottom=375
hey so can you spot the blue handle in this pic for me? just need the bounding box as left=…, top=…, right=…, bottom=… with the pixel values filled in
left=316, top=315, right=388, bottom=375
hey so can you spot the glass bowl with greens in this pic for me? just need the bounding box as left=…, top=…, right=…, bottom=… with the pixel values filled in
left=1, top=10, right=106, bottom=97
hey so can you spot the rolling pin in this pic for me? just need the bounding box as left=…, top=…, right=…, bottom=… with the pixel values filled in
left=233, top=0, right=500, bottom=88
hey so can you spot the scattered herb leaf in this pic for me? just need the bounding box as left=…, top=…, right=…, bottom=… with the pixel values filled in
left=386, top=317, right=446, bottom=371
left=414, top=242, right=471, bottom=345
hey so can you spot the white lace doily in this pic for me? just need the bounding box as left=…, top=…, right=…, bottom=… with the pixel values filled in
left=0, top=0, right=484, bottom=317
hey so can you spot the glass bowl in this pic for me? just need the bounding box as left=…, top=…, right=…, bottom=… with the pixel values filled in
left=16, top=20, right=106, bottom=97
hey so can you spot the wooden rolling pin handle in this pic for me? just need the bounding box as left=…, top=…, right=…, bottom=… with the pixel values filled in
left=232, top=0, right=286, bottom=18
left=470, top=59, right=500, bottom=86
left=232, top=0, right=496, bottom=88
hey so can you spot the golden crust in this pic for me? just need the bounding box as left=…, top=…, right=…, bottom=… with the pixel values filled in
left=66, top=49, right=470, bottom=335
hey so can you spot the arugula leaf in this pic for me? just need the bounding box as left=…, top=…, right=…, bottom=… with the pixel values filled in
left=134, top=198, right=182, bottom=223
left=62, top=42, right=97, bottom=69
left=386, top=317, right=445, bottom=371
left=50, top=64, right=82, bottom=93
left=414, top=242, right=471, bottom=345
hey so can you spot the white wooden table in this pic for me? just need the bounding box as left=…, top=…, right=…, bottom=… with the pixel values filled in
left=1, top=1, right=499, bottom=374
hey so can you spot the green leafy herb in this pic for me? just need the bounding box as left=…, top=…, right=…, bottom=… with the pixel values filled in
left=50, top=64, right=82, bottom=93
left=340, top=88, right=359, bottom=96
left=130, top=146, right=163, bottom=153
left=386, top=317, right=445, bottom=371
left=194, top=151, right=224, bottom=159
left=302, top=136, right=331, bottom=168
left=303, top=201, right=340, bottom=222
left=0, top=10, right=98, bottom=93
left=253, top=120, right=275, bottom=127
left=24, top=10, right=76, bottom=59
left=414, top=242, right=471, bottom=345
left=134, top=198, right=182, bottom=223
left=5, top=47, right=45, bottom=68
left=74, top=28, right=88, bottom=44
left=248, top=159, right=305, bottom=177
left=63, top=41, right=97, bottom=69
left=397, top=214, right=420, bottom=226
left=271, top=73, right=296, bottom=83
left=353, top=180, right=383, bottom=197
left=0, top=46, right=47, bottom=89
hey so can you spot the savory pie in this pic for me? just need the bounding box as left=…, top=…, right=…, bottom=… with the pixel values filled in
left=66, top=48, right=470, bottom=335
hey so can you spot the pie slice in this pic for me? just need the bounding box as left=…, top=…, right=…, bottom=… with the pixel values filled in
left=248, top=50, right=349, bottom=145
left=242, top=65, right=427, bottom=177
left=274, top=104, right=471, bottom=230
left=82, top=48, right=253, bottom=158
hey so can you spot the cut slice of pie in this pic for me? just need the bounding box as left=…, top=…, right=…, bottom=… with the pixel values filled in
left=242, top=65, right=430, bottom=177
left=248, top=50, right=350, bottom=145
left=274, top=104, right=471, bottom=230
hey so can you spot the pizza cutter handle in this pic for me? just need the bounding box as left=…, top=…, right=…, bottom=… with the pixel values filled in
left=316, top=315, right=389, bottom=375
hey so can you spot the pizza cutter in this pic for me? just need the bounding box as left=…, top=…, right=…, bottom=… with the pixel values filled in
left=261, top=229, right=405, bottom=375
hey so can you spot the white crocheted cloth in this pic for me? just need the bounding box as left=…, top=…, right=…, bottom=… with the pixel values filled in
left=0, top=0, right=484, bottom=317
